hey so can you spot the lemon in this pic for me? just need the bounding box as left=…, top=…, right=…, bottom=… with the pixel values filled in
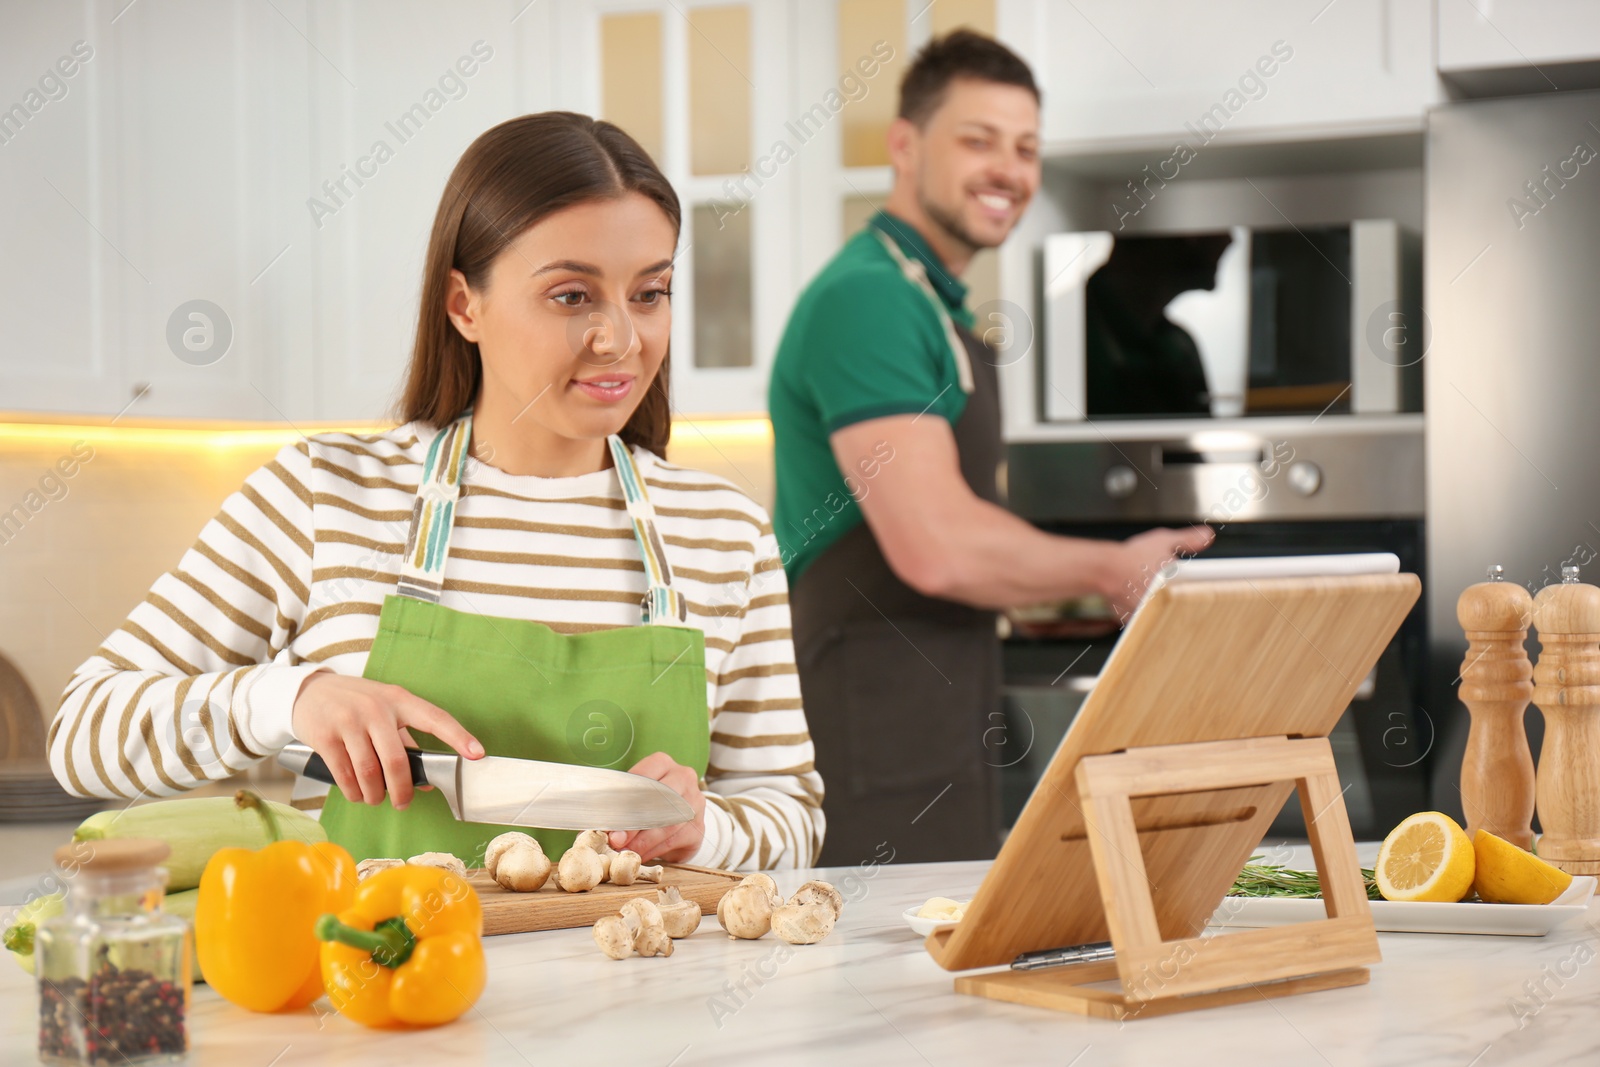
left=1375, top=812, right=1476, bottom=902
left=1472, top=829, right=1573, bottom=904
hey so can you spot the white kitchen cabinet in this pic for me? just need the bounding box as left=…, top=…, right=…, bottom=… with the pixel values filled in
left=1000, top=0, right=1443, bottom=152
left=1437, top=0, right=1600, bottom=90
left=1439, top=0, right=1600, bottom=71
left=2, top=1, right=320, bottom=422
left=1, top=3, right=130, bottom=417
left=1, top=0, right=559, bottom=425
left=304, top=1, right=558, bottom=423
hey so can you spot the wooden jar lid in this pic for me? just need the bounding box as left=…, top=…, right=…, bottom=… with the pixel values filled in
left=54, top=838, right=170, bottom=873
left=1458, top=580, right=1535, bottom=631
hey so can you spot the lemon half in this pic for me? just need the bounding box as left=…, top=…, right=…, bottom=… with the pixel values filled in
left=1473, top=829, right=1573, bottom=904
left=1375, top=811, right=1475, bottom=902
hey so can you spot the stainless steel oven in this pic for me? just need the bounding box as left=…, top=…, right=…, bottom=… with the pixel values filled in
left=998, top=420, right=1428, bottom=840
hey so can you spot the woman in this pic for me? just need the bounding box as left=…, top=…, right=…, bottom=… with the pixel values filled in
left=47, top=113, right=823, bottom=870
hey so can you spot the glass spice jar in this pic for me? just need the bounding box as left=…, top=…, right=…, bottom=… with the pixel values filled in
left=35, top=838, right=191, bottom=1066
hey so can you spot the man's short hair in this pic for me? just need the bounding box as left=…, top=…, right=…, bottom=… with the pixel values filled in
left=897, top=29, right=1040, bottom=128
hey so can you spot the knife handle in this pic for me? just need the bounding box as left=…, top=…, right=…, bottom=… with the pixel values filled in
left=278, top=742, right=428, bottom=787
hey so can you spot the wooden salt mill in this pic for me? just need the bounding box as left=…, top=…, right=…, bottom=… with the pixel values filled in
left=1532, top=565, right=1600, bottom=874
left=1457, top=565, right=1536, bottom=849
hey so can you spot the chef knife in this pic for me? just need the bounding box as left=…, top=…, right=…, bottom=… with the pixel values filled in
left=277, top=742, right=694, bottom=830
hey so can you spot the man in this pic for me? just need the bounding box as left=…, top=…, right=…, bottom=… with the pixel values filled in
left=768, top=31, right=1212, bottom=865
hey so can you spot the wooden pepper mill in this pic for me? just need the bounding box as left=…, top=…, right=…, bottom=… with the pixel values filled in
left=1457, top=565, right=1536, bottom=849
left=1532, top=565, right=1600, bottom=874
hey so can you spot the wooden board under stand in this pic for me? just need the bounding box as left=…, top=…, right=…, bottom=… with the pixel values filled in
left=470, top=862, right=743, bottom=936
left=927, top=572, right=1421, bottom=1020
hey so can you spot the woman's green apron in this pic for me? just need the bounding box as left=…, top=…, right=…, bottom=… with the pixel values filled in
left=319, top=417, right=710, bottom=864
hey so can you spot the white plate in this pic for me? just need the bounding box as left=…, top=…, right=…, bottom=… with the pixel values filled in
left=1210, top=876, right=1597, bottom=936
left=902, top=905, right=962, bottom=937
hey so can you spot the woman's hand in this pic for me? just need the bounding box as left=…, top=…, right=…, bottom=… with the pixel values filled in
left=290, top=671, right=483, bottom=811
left=606, top=752, right=707, bottom=863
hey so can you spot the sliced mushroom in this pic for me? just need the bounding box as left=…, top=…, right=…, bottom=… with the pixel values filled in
left=771, top=901, right=837, bottom=944
left=356, top=857, right=404, bottom=882
left=406, top=851, right=466, bottom=877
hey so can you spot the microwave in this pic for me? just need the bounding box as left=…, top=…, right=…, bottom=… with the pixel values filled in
left=1041, top=220, right=1422, bottom=422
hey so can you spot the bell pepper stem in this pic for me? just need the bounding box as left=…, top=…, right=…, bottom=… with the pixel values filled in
left=3, top=923, right=33, bottom=955
left=315, top=914, right=415, bottom=969
left=234, top=789, right=282, bottom=844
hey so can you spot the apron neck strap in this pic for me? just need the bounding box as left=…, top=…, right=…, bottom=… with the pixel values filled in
left=397, top=416, right=687, bottom=625
left=871, top=229, right=975, bottom=395
left=605, top=434, right=688, bottom=625
left=396, top=416, right=473, bottom=603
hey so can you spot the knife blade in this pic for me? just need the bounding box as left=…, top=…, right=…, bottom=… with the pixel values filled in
left=277, top=742, right=694, bottom=830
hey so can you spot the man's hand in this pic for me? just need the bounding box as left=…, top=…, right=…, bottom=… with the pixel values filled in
left=1103, top=525, right=1216, bottom=619
left=606, top=752, right=707, bottom=863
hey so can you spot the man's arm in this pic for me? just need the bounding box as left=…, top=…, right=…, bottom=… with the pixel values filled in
left=832, top=415, right=1213, bottom=615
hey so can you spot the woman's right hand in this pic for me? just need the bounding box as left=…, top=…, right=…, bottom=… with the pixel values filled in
left=290, top=672, right=484, bottom=810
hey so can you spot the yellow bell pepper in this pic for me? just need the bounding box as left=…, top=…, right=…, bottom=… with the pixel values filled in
left=315, top=864, right=486, bottom=1029
left=196, top=791, right=356, bottom=1012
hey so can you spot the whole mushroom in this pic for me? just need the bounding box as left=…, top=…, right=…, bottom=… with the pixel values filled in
left=608, top=850, right=643, bottom=886
left=573, top=830, right=615, bottom=881
left=558, top=842, right=607, bottom=893
left=717, top=875, right=783, bottom=939
left=771, top=879, right=843, bottom=945
left=494, top=839, right=552, bottom=892
left=593, top=915, right=634, bottom=960
left=485, top=831, right=538, bottom=876
left=656, top=886, right=703, bottom=939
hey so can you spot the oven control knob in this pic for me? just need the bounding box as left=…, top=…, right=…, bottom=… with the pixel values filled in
left=1287, top=461, right=1323, bottom=497
left=1104, top=465, right=1138, bottom=500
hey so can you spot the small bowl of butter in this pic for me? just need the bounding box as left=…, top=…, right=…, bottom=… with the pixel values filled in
left=903, top=896, right=971, bottom=936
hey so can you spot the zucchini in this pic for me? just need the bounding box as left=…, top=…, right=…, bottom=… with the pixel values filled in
left=74, top=795, right=325, bottom=891
left=4, top=889, right=203, bottom=981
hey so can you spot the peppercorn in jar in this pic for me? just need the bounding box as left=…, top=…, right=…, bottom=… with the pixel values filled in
left=34, top=838, right=191, bottom=1065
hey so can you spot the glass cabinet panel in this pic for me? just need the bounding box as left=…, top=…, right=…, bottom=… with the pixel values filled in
left=838, top=0, right=905, bottom=167
left=600, top=12, right=664, bottom=162
left=689, top=4, right=752, bottom=176
left=931, top=0, right=995, bottom=36
left=691, top=203, right=753, bottom=368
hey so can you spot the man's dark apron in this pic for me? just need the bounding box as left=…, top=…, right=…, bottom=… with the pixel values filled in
left=791, top=233, right=1004, bottom=866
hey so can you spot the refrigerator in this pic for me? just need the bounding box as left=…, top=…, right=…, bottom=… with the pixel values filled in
left=1425, top=89, right=1600, bottom=817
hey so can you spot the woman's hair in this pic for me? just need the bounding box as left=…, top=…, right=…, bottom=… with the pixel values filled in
left=397, top=111, right=679, bottom=455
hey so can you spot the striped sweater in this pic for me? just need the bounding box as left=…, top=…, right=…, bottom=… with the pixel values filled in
left=48, top=424, right=823, bottom=871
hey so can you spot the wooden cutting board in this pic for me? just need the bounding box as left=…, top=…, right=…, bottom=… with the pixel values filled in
left=469, top=862, right=743, bottom=936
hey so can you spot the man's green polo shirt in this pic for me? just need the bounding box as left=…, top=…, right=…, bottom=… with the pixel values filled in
left=768, top=210, right=974, bottom=582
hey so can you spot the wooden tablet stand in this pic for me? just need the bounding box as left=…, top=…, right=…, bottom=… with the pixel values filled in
left=926, top=572, right=1421, bottom=1021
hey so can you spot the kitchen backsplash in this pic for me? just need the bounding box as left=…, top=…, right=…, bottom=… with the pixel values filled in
left=0, top=417, right=772, bottom=739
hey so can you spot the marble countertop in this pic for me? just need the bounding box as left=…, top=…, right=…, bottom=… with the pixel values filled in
left=3, top=854, right=1598, bottom=1066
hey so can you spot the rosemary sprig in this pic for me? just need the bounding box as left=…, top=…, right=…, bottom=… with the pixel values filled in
left=1229, top=857, right=1382, bottom=901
